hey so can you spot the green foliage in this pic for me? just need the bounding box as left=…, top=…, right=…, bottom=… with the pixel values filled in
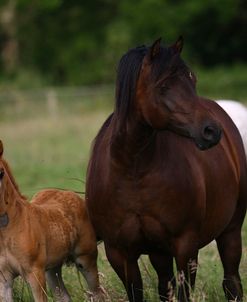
left=0, top=0, right=246, bottom=85
left=195, top=64, right=247, bottom=100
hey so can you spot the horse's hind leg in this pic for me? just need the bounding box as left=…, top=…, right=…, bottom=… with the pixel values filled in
left=75, top=252, right=104, bottom=300
left=105, top=244, right=144, bottom=302
left=149, top=252, right=175, bottom=302
left=216, top=227, right=243, bottom=301
left=45, top=266, right=71, bottom=302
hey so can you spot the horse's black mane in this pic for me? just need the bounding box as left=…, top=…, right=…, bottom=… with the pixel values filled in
left=90, top=42, right=186, bottom=152
left=114, top=45, right=147, bottom=123
left=114, top=43, right=184, bottom=128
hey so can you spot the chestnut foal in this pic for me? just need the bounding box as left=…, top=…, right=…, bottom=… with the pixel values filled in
left=0, top=141, right=104, bottom=302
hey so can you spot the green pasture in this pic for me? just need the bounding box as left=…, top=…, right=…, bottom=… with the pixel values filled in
left=1, top=67, right=247, bottom=301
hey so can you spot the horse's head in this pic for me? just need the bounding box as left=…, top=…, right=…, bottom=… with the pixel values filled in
left=134, top=37, right=221, bottom=150
left=0, top=141, right=9, bottom=227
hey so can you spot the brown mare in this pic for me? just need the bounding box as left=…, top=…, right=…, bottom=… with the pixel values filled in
left=86, top=37, right=247, bottom=302
left=0, top=141, right=104, bottom=302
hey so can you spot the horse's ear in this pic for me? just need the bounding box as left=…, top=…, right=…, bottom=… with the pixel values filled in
left=171, top=36, right=183, bottom=54
left=0, top=140, right=3, bottom=157
left=147, top=38, right=162, bottom=61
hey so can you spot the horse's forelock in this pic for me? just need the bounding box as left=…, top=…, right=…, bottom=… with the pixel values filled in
left=151, top=47, right=184, bottom=81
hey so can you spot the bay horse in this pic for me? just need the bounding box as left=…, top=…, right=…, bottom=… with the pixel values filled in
left=86, top=37, right=247, bottom=302
left=0, top=141, right=104, bottom=302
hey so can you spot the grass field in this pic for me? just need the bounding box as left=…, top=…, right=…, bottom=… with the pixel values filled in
left=1, top=75, right=247, bottom=301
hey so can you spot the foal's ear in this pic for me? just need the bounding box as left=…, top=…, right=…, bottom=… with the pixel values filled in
left=171, top=36, right=183, bottom=54
left=0, top=140, right=3, bottom=157
left=147, top=38, right=162, bottom=61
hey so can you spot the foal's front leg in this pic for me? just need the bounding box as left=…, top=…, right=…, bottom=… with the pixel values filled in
left=105, top=243, right=144, bottom=302
left=26, top=267, right=48, bottom=302
left=0, top=273, right=13, bottom=302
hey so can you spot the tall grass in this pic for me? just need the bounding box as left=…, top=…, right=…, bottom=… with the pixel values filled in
left=0, top=70, right=247, bottom=301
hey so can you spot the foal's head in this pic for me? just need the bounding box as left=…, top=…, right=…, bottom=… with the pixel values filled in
left=115, top=37, right=221, bottom=150
left=0, top=140, right=9, bottom=226
left=0, top=141, right=24, bottom=227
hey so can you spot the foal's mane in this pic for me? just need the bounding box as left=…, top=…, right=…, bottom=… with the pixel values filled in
left=2, top=158, right=26, bottom=200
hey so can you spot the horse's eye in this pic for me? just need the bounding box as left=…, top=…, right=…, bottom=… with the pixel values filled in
left=189, top=71, right=196, bottom=84
left=0, top=169, right=4, bottom=180
left=160, top=85, right=169, bottom=95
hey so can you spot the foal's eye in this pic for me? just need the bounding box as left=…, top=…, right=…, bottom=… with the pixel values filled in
left=0, top=169, right=4, bottom=180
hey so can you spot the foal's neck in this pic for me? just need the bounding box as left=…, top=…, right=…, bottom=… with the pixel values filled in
left=3, top=160, right=27, bottom=211
left=4, top=176, right=25, bottom=206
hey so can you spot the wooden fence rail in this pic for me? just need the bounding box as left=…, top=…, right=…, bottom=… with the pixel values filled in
left=0, top=85, right=114, bottom=120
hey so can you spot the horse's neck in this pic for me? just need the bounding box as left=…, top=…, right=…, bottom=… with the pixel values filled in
left=111, top=117, right=155, bottom=171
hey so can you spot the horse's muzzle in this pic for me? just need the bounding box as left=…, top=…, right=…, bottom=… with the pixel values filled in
left=195, top=124, right=222, bottom=150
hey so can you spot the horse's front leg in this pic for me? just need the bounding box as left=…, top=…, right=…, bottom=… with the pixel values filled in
left=105, top=243, right=143, bottom=302
left=173, top=235, right=199, bottom=302
left=149, top=251, right=175, bottom=302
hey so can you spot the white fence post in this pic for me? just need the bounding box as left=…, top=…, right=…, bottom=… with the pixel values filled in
left=46, top=89, right=58, bottom=119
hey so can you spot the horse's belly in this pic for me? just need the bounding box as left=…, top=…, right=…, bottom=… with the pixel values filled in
left=199, top=165, right=239, bottom=245
left=198, top=194, right=239, bottom=248
left=115, top=213, right=171, bottom=252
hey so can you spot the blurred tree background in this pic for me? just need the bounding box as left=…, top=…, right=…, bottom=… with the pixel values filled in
left=0, top=2, right=247, bottom=300
left=0, top=0, right=246, bottom=86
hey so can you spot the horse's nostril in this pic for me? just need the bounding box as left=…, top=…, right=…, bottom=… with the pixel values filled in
left=203, top=126, right=215, bottom=140
left=202, top=125, right=221, bottom=143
